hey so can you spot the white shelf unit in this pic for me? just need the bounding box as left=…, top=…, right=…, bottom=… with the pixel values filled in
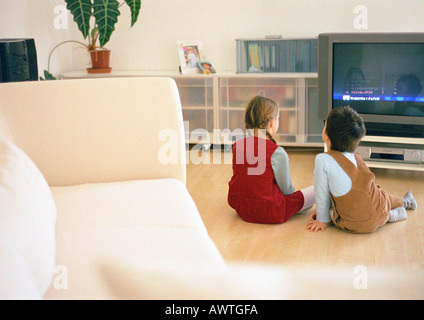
left=59, top=70, right=323, bottom=147
left=217, top=74, right=321, bottom=147
left=175, top=76, right=215, bottom=146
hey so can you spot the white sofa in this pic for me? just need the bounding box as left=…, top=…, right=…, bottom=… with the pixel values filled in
left=0, top=77, right=228, bottom=299
left=1, top=77, right=423, bottom=300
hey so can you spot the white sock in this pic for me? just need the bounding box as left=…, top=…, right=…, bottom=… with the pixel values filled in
left=388, top=206, right=408, bottom=223
left=403, top=191, right=417, bottom=210
left=299, top=185, right=315, bottom=212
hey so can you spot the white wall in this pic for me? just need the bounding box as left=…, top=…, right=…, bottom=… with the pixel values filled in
left=1, top=0, right=424, bottom=77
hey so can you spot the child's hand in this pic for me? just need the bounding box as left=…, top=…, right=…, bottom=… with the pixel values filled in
left=306, top=220, right=327, bottom=232
left=306, top=214, right=328, bottom=232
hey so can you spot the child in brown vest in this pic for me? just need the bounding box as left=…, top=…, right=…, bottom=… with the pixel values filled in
left=306, top=106, right=417, bottom=233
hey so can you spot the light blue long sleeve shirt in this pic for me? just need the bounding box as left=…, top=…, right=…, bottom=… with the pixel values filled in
left=270, top=147, right=296, bottom=195
left=313, top=152, right=357, bottom=223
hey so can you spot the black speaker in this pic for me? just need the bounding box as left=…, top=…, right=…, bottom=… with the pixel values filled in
left=0, top=38, right=38, bottom=82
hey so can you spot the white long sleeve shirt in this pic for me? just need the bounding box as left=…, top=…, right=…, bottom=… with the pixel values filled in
left=270, top=146, right=296, bottom=196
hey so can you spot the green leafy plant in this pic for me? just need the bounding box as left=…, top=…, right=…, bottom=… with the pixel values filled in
left=65, top=0, right=141, bottom=50
left=41, top=0, right=141, bottom=80
left=40, top=70, right=57, bottom=81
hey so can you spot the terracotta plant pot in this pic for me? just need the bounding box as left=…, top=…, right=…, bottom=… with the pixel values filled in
left=87, top=49, right=112, bottom=73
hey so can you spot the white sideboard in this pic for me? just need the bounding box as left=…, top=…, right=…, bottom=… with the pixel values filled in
left=60, top=70, right=323, bottom=148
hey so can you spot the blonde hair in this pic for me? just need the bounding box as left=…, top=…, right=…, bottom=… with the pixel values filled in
left=244, top=95, right=279, bottom=143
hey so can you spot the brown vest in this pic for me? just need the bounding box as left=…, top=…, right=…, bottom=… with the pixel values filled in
left=327, top=150, right=403, bottom=234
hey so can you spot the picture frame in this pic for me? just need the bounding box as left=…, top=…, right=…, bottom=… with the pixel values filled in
left=177, top=40, right=204, bottom=75
left=197, top=61, right=216, bottom=74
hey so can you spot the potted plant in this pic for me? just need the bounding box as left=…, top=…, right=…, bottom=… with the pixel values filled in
left=66, top=0, right=141, bottom=73
left=41, top=0, right=141, bottom=79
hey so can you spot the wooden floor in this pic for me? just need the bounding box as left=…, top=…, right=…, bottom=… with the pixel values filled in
left=186, top=148, right=424, bottom=271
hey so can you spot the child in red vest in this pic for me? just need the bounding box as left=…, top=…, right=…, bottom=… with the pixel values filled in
left=227, top=95, right=315, bottom=224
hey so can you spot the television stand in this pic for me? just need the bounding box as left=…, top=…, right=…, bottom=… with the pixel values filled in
left=356, top=136, right=424, bottom=172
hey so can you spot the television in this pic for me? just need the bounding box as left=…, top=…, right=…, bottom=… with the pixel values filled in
left=318, top=32, right=424, bottom=138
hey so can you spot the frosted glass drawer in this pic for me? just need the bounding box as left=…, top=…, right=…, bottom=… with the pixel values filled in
left=220, top=109, right=298, bottom=135
left=175, top=78, right=213, bottom=87
left=278, top=110, right=298, bottom=135
left=305, top=78, right=321, bottom=139
left=220, top=109, right=245, bottom=132
left=178, top=87, right=213, bottom=108
left=182, top=109, right=214, bottom=133
left=223, top=78, right=296, bottom=87
left=219, top=81, right=297, bottom=109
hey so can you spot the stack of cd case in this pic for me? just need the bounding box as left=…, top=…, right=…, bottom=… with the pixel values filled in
left=236, top=38, right=318, bottom=73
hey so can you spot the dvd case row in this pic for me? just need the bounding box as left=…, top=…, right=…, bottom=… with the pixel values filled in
left=236, top=38, right=318, bottom=73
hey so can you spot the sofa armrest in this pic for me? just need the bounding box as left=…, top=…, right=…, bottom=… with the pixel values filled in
left=0, top=77, right=186, bottom=186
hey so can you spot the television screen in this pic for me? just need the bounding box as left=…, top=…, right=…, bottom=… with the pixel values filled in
left=332, top=42, right=424, bottom=117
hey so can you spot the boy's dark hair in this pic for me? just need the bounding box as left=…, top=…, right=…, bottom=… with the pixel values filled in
left=326, top=106, right=366, bottom=152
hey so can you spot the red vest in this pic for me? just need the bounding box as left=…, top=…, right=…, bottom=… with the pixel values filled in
left=227, top=136, right=304, bottom=224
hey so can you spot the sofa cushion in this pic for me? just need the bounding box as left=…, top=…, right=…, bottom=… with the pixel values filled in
left=0, top=139, right=56, bottom=298
left=99, top=255, right=289, bottom=300
left=0, top=242, right=41, bottom=299
left=50, top=178, right=207, bottom=233
left=44, top=227, right=226, bottom=299
left=44, top=178, right=224, bottom=299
